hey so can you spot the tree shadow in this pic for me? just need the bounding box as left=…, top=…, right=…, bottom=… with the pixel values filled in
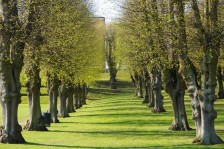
left=73, top=112, right=169, bottom=118
left=48, top=129, right=196, bottom=138
left=94, top=80, right=133, bottom=89
left=25, top=142, right=164, bottom=149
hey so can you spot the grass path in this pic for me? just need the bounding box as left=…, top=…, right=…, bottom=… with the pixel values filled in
left=1, top=77, right=224, bottom=148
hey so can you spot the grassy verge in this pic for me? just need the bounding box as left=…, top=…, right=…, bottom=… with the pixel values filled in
left=0, top=73, right=224, bottom=148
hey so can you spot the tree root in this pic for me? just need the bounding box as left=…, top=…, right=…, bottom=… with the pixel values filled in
left=0, top=125, right=26, bottom=144
left=169, top=123, right=192, bottom=131
left=151, top=108, right=166, bottom=113
left=142, top=98, right=149, bottom=104
left=192, top=136, right=224, bottom=145
left=23, top=117, right=48, bottom=131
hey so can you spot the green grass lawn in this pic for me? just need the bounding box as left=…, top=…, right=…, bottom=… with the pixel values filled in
left=0, top=72, right=224, bottom=148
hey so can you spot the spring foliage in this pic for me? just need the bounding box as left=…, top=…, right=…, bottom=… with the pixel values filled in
left=21, top=0, right=105, bottom=86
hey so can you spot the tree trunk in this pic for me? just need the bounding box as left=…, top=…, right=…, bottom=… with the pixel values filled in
left=217, top=66, right=224, bottom=99
left=195, top=56, right=223, bottom=144
left=151, top=69, right=165, bottom=113
left=0, top=38, right=25, bottom=143
left=81, top=83, right=87, bottom=105
left=24, top=63, right=47, bottom=131
left=148, top=77, right=154, bottom=107
left=164, top=68, right=191, bottom=130
left=130, top=75, right=138, bottom=96
left=66, top=86, right=75, bottom=113
left=78, top=84, right=83, bottom=108
left=47, top=77, right=60, bottom=123
left=0, top=63, right=26, bottom=143
left=142, top=71, right=150, bottom=104
left=176, top=0, right=223, bottom=144
left=74, top=86, right=79, bottom=109
left=107, top=28, right=117, bottom=89
left=58, top=84, right=69, bottom=118
left=134, top=74, right=143, bottom=98
left=0, top=0, right=39, bottom=143
left=0, top=0, right=27, bottom=143
left=110, top=72, right=117, bottom=89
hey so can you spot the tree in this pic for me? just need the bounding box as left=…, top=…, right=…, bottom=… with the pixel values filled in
left=160, top=0, right=191, bottom=130
left=47, top=74, right=60, bottom=123
left=40, top=0, right=104, bottom=117
left=174, top=0, right=223, bottom=144
left=106, top=27, right=118, bottom=89
left=117, top=0, right=166, bottom=112
left=0, top=0, right=38, bottom=143
left=23, top=0, right=47, bottom=131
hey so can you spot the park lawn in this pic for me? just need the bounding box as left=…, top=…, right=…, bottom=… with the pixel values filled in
left=0, top=73, right=224, bottom=148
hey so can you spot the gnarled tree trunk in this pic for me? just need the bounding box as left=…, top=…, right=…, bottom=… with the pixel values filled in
left=0, top=43, right=26, bottom=143
left=176, top=0, right=223, bottom=144
left=164, top=68, right=191, bottom=130
left=0, top=0, right=27, bottom=143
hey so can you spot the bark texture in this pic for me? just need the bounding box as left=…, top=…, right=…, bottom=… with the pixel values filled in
left=175, top=0, right=223, bottom=144
left=164, top=68, right=191, bottom=131
left=0, top=0, right=28, bottom=143
left=66, top=85, right=75, bottom=113
left=217, top=66, right=224, bottom=99
left=58, top=83, right=69, bottom=118
left=24, top=22, right=47, bottom=131
left=24, top=62, right=47, bottom=131
left=47, top=76, right=60, bottom=123
left=151, top=69, right=165, bottom=113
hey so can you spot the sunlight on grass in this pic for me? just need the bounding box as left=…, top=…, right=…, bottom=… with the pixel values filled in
left=0, top=72, right=224, bottom=148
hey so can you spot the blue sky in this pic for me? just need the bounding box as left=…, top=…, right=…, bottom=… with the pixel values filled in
left=91, top=0, right=123, bottom=23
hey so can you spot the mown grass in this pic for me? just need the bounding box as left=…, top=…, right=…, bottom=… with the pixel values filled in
left=0, top=72, right=224, bottom=148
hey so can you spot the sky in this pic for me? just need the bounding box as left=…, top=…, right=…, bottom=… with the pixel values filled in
left=91, top=0, right=124, bottom=23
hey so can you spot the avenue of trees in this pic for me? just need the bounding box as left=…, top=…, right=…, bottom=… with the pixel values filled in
left=0, top=0, right=104, bottom=143
left=113, top=0, right=224, bottom=145
left=0, top=0, right=224, bottom=146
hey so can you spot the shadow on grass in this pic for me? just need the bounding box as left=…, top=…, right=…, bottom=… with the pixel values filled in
left=49, top=129, right=196, bottom=137
left=25, top=142, right=165, bottom=149
left=56, top=120, right=172, bottom=127
left=89, top=81, right=134, bottom=98
left=25, top=141, right=221, bottom=149
left=74, top=112, right=169, bottom=118
left=94, top=80, right=133, bottom=89
left=89, top=88, right=122, bottom=96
